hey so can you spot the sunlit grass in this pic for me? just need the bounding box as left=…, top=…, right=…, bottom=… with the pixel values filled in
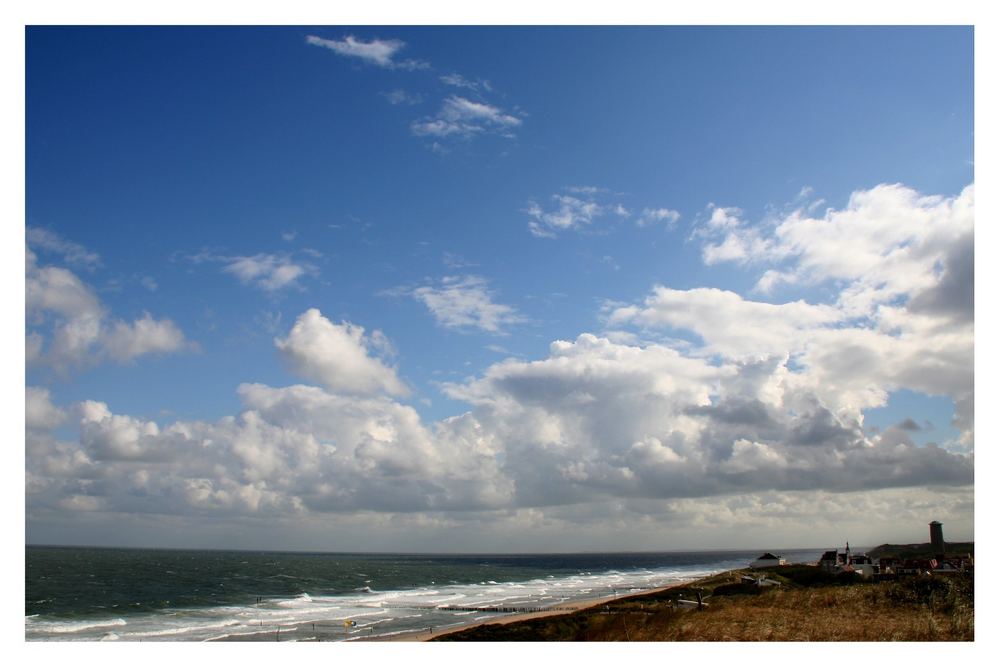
left=435, top=569, right=973, bottom=642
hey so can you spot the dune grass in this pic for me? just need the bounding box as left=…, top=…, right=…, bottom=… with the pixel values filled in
left=433, top=567, right=973, bottom=642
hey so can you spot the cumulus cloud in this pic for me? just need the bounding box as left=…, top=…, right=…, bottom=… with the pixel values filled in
left=608, top=286, right=843, bottom=359
left=306, top=34, right=428, bottom=70
left=26, top=366, right=511, bottom=519
left=275, top=308, right=409, bottom=397
left=27, top=324, right=971, bottom=525
left=406, top=275, right=523, bottom=333
left=411, top=96, right=522, bottom=139
left=442, top=334, right=971, bottom=506
left=26, top=247, right=188, bottom=371
left=25, top=182, right=973, bottom=538
left=26, top=387, right=67, bottom=432
left=102, top=315, right=187, bottom=363
left=623, top=183, right=974, bottom=442
left=696, top=183, right=974, bottom=317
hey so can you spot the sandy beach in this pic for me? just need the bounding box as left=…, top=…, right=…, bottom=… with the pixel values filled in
left=365, top=587, right=675, bottom=642
left=211, top=580, right=690, bottom=642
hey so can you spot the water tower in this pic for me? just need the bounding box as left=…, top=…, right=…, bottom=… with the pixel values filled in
left=929, top=521, right=945, bottom=555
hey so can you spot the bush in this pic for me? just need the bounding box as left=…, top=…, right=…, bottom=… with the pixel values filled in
left=712, top=583, right=762, bottom=597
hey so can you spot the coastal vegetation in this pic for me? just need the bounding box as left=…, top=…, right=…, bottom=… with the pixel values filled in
left=434, top=565, right=973, bottom=641
left=868, top=542, right=975, bottom=559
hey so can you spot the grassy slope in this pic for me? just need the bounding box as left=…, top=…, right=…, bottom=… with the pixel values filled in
left=868, top=542, right=975, bottom=559
left=433, top=566, right=974, bottom=642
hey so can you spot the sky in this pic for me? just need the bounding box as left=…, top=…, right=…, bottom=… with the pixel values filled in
left=22, top=25, right=975, bottom=553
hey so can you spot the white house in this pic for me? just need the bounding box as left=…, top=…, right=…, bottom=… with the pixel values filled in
left=749, top=552, right=786, bottom=569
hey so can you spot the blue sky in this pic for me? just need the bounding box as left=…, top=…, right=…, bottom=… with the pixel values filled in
left=24, top=26, right=974, bottom=551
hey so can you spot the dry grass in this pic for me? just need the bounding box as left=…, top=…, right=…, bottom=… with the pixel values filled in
left=435, top=570, right=973, bottom=642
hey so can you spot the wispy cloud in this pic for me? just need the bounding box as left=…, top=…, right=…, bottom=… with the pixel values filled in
left=636, top=207, right=681, bottom=228
left=525, top=188, right=630, bottom=238
left=306, top=35, right=428, bottom=71
left=442, top=252, right=477, bottom=269
left=222, top=254, right=312, bottom=292
left=397, top=275, right=523, bottom=334
left=411, top=96, right=522, bottom=140
left=26, top=227, right=101, bottom=270
left=382, top=89, right=425, bottom=106
left=189, top=250, right=316, bottom=293
left=440, top=73, right=492, bottom=93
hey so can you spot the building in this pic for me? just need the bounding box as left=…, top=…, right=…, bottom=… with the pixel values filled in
left=876, top=556, right=902, bottom=575
left=934, top=555, right=974, bottom=572
left=929, top=521, right=945, bottom=555
left=749, top=552, right=786, bottom=569
left=897, top=558, right=938, bottom=575
left=818, top=550, right=839, bottom=573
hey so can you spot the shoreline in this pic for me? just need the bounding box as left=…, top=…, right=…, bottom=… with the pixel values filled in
left=365, top=581, right=690, bottom=642
left=210, top=578, right=697, bottom=642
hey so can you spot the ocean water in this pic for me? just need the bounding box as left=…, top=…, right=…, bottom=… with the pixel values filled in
left=26, top=545, right=825, bottom=641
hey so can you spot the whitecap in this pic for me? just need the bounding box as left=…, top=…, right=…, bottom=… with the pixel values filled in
left=29, top=618, right=128, bottom=634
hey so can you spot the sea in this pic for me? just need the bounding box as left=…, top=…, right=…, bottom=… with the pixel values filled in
left=26, top=545, right=826, bottom=642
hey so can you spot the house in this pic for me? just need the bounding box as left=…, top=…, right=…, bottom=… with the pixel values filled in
left=934, top=555, right=973, bottom=573
left=818, top=550, right=839, bottom=573
left=897, top=558, right=938, bottom=575
left=876, top=556, right=903, bottom=575
left=749, top=552, right=786, bottom=569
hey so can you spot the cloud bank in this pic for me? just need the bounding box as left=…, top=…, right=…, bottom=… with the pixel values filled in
left=25, top=183, right=973, bottom=544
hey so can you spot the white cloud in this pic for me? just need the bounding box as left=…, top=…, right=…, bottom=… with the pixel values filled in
left=222, top=253, right=313, bottom=292
left=102, top=314, right=187, bottom=363
left=608, top=286, right=843, bottom=359
left=274, top=308, right=409, bottom=397
left=411, top=96, right=521, bottom=139
left=26, top=227, right=101, bottom=270
left=636, top=207, right=681, bottom=228
left=26, top=324, right=971, bottom=527
left=26, top=387, right=67, bottom=432
left=612, top=184, right=974, bottom=444
left=697, top=205, right=776, bottom=265
left=525, top=188, right=630, bottom=238
left=408, top=275, right=523, bottom=333
left=79, top=400, right=161, bottom=461
left=27, top=383, right=511, bottom=519
left=25, top=183, right=974, bottom=544
left=26, top=247, right=188, bottom=371
left=695, top=184, right=974, bottom=317
left=306, top=35, right=427, bottom=70
left=440, top=73, right=491, bottom=92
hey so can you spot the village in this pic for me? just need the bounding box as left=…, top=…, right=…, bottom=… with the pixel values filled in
left=746, top=520, right=974, bottom=583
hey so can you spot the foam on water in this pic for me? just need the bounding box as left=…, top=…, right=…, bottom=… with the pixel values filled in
left=25, top=554, right=775, bottom=642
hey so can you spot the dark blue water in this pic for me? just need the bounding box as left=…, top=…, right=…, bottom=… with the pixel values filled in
left=26, top=545, right=825, bottom=641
